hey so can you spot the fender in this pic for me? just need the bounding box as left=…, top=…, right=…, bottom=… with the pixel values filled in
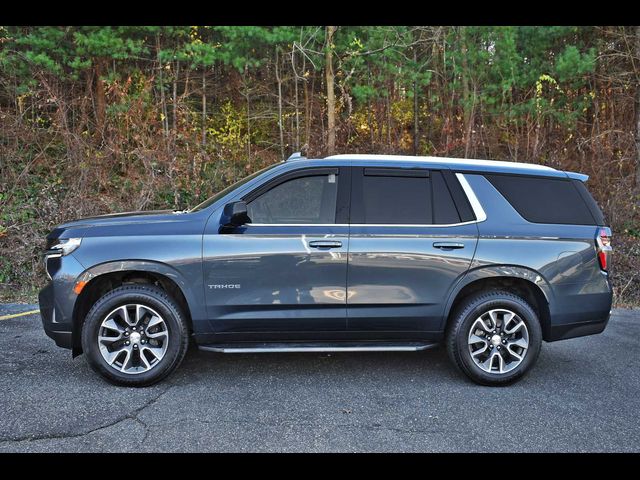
left=71, top=259, right=207, bottom=354
left=441, top=264, right=555, bottom=327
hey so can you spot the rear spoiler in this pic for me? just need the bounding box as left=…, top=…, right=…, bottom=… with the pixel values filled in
left=565, top=171, right=589, bottom=182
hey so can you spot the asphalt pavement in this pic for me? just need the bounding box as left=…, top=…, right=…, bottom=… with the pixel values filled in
left=0, top=304, right=638, bottom=452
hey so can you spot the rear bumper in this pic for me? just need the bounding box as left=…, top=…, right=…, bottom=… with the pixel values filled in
left=546, top=288, right=613, bottom=342
left=547, top=311, right=611, bottom=341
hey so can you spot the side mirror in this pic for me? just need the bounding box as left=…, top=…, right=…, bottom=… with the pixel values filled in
left=222, top=201, right=250, bottom=227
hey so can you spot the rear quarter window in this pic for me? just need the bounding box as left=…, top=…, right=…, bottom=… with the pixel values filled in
left=485, top=174, right=599, bottom=225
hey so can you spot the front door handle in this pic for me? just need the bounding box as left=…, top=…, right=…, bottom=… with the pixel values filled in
left=308, top=240, right=343, bottom=249
left=433, top=242, right=465, bottom=250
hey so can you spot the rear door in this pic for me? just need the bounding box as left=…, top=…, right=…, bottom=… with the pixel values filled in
left=346, top=167, right=479, bottom=333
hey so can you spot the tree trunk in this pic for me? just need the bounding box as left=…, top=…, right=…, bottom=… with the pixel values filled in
left=368, top=67, right=374, bottom=148
left=413, top=48, right=419, bottom=156
left=172, top=60, right=179, bottom=133
left=386, top=93, right=391, bottom=147
left=275, top=47, right=285, bottom=160
left=243, top=69, right=251, bottom=162
left=292, top=48, right=300, bottom=150
left=202, top=68, right=207, bottom=147
left=635, top=25, right=640, bottom=191
left=94, top=57, right=106, bottom=132
left=156, top=33, right=169, bottom=139
left=325, top=26, right=336, bottom=155
left=303, top=66, right=310, bottom=148
left=459, top=27, right=474, bottom=158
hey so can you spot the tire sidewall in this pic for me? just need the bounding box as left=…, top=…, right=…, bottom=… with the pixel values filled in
left=455, top=294, right=542, bottom=385
left=81, top=286, right=187, bottom=387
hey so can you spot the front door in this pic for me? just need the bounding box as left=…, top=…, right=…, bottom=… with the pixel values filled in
left=202, top=167, right=350, bottom=337
left=347, top=167, right=479, bottom=333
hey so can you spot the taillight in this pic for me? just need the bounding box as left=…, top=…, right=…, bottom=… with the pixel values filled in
left=596, top=227, right=612, bottom=271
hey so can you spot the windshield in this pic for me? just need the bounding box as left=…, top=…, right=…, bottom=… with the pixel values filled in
left=189, top=163, right=281, bottom=212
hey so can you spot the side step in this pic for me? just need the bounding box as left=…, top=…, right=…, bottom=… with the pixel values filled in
left=198, top=341, right=438, bottom=354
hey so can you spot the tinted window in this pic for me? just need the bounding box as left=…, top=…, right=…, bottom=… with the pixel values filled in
left=432, top=171, right=461, bottom=224
left=442, top=170, right=476, bottom=222
left=357, top=169, right=433, bottom=224
left=485, top=174, right=597, bottom=225
left=247, top=174, right=338, bottom=224
left=572, top=179, right=606, bottom=225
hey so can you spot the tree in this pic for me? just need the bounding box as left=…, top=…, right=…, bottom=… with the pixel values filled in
left=635, top=25, right=640, bottom=191
left=325, top=26, right=336, bottom=155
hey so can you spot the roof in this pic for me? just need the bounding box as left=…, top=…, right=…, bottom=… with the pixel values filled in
left=320, top=154, right=587, bottom=181
left=325, top=154, right=554, bottom=171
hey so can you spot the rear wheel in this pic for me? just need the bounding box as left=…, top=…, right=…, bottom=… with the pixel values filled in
left=446, top=290, right=542, bottom=386
left=81, top=284, right=189, bottom=387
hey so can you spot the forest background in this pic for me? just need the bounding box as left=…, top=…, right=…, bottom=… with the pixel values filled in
left=0, top=26, right=638, bottom=304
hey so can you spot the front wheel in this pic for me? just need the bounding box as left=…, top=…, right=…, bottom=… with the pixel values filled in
left=81, top=285, right=189, bottom=387
left=446, top=290, right=542, bottom=386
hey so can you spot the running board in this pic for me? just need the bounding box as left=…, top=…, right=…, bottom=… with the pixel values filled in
left=198, top=341, right=437, bottom=354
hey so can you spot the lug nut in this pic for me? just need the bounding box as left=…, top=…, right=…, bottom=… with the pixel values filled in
left=141, top=339, right=146, bottom=344
left=133, top=344, right=138, bottom=349
left=124, top=332, right=129, bottom=336
left=125, top=341, right=130, bottom=345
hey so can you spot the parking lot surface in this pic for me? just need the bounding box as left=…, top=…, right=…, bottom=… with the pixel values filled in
left=0, top=305, right=638, bottom=452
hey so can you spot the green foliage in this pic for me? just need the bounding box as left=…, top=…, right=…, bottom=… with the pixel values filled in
left=207, top=101, right=249, bottom=157
left=0, top=25, right=638, bottom=304
left=1, top=26, right=152, bottom=84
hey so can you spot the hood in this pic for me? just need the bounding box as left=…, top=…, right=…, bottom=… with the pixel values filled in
left=48, top=209, right=195, bottom=240
left=57, top=210, right=181, bottom=228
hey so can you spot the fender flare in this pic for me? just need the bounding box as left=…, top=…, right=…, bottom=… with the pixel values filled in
left=71, top=260, right=205, bottom=354
left=442, top=264, right=554, bottom=328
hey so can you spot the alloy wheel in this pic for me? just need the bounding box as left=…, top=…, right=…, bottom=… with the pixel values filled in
left=98, top=304, right=169, bottom=375
left=467, top=308, right=529, bottom=374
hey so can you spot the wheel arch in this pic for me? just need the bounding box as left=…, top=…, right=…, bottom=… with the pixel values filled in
left=443, top=266, right=554, bottom=341
left=71, top=260, right=200, bottom=356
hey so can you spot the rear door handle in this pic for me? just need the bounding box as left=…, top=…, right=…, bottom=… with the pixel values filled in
left=433, top=242, right=465, bottom=250
left=308, top=240, right=343, bottom=249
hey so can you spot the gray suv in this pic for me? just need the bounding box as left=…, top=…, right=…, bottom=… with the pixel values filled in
left=39, top=154, right=613, bottom=387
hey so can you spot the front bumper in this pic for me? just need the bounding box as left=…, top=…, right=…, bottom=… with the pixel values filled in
left=39, top=282, right=73, bottom=349
left=38, top=253, right=85, bottom=350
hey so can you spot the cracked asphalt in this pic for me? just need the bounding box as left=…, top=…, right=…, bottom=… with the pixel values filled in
left=0, top=304, right=639, bottom=452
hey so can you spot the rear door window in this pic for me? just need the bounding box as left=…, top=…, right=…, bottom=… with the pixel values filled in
left=359, top=168, right=432, bottom=224
left=350, top=168, right=469, bottom=225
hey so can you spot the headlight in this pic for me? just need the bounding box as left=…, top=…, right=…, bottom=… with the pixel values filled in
left=47, top=237, right=82, bottom=257
left=44, top=238, right=81, bottom=280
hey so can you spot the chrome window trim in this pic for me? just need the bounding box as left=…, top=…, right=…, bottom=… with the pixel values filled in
left=245, top=221, right=478, bottom=228
left=349, top=220, right=478, bottom=228
left=455, top=173, right=487, bottom=222
left=245, top=223, right=349, bottom=227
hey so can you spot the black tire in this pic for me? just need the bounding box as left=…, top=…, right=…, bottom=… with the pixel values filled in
left=81, top=284, right=189, bottom=387
left=445, top=290, right=542, bottom=386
